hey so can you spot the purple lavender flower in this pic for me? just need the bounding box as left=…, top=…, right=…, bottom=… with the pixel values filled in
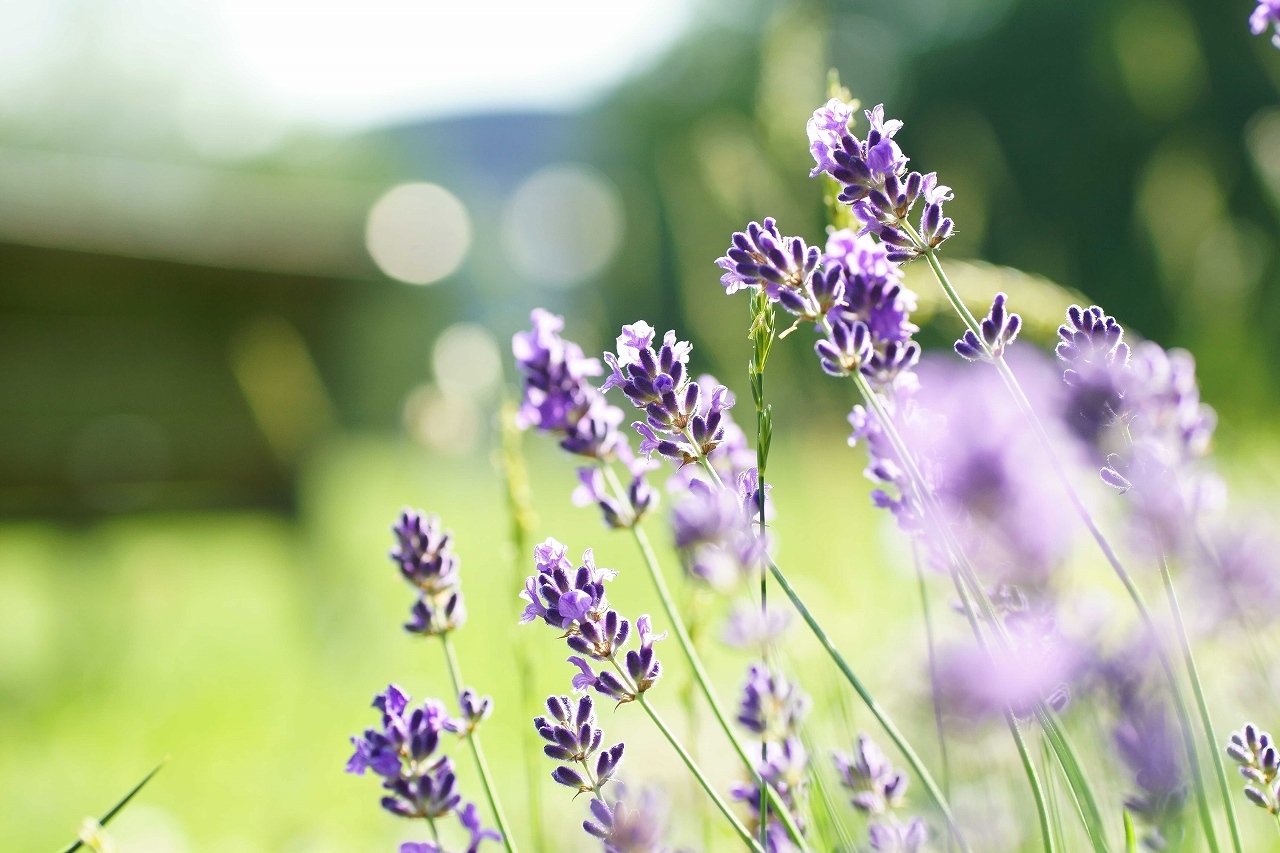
left=715, top=218, right=821, bottom=308
left=868, top=817, right=929, bottom=852
left=535, top=693, right=624, bottom=796
left=391, top=510, right=461, bottom=594
left=404, top=591, right=468, bottom=636
left=601, top=322, right=732, bottom=467
left=721, top=602, right=792, bottom=650
left=833, top=733, right=909, bottom=816
left=346, top=685, right=471, bottom=821
left=805, top=101, right=954, bottom=260
left=670, top=479, right=757, bottom=592
left=456, top=688, right=493, bottom=733
left=519, top=540, right=614, bottom=630
left=1226, top=722, right=1280, bottom=814
left=1252, top=0, right=1280, bottom=47
left=1196, top=520, right=1280, bottom=625
left=730, top=736, right=809, bottom=841
left=583, top=787, right=674, bottom=853
left=953, top=293, right=1021, bottom=362
left=737, top=663, right=810, bottom=740
left=513, top=309, right=609, bottom=444
left=824, top=230, right=918, bottom=346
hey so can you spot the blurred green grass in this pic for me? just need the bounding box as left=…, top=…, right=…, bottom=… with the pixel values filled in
left=9, top=424, right=1280, bottom=852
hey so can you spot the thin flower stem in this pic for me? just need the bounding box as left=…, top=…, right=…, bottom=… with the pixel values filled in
left=765, top=556, right=973, bottom=853
left=751, top=302, right=772, bottom=853
left=427, top=816, right=441, bottom=843
left=439, top=634, right=519, bottom=853
left=498, top=403, right=546, bottom=853
left=1157, top=548, right=1243, bottom=853
left=905, top=230, right=1227, bottom=853
left=911, top=539, right=951, bottom=807
left=1009, top=712, right=1057, bottom=853
left=597, top=465, right=810, bottom=850
left=577, top=758, right=606, bottom=803
left=636, top=693, right=766, bottom=853
left=1043, top=734, right=1068, bottom=853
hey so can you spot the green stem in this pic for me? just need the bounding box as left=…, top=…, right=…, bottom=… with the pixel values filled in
left=751, top=294, right=774, bottom=851
left=1008, top=712, right=1057, bottom=853
left=911, top=540, right=951, bottom=806
left=427, top=816, right=441, bottom=844
left=598, top=466, right=811, bottom=850
left=765, top=557, right=973, bottom=853
left=1157, top=549, right=1242, bottom=853
left=498, top=404, right=546, bottom=853
left=637, top=693, right=766, bottom=853
left=439, top=634, right=519, bottom=853
left=1043, top=734, right=1067, bottom=853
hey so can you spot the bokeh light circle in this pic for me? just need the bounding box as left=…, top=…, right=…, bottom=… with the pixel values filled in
left=501, top=164, right=624, bottom=288
left=432, top=322, right=502, bottom=400
left=366, top=182, right=471, bottom=285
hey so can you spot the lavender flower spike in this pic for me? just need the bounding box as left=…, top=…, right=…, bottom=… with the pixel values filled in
left=535, top=693, right=625, bottom=796
left=583, top=787, right=675, bottom=853
left=833, top=733, right=909, bottom=815
left=1252, top=0, right=1280, bottom=47
left=953, top=292, right=1021, bottom=362
left=1226, top=723, right=1280, bottom=814
left=737, top=663, right=810, bottom=741
left=715, top=218, right=823, bottom=318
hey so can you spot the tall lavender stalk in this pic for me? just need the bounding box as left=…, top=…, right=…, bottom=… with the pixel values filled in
left=497, top=404, right=545, bottom=853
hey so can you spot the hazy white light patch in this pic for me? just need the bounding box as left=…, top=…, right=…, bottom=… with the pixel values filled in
left=502, top=164, right=623, bottom=288
left=212, top=0, right=693, bottom=128
left=433, top=323, right=502, bottom=401
left=403, top=384, right=479, bottom=456
left=178, top=76, right=290, bottom=162
left=366, top=183, right=471, bottom=285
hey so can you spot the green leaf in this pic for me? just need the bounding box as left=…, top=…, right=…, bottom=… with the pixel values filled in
left=1124, top=809, right=1137, bottom=853
left=60, top=757, right=168, bottom=853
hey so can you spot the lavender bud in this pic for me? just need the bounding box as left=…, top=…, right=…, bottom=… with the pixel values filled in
left=953, top=293, right=1021, bottom=362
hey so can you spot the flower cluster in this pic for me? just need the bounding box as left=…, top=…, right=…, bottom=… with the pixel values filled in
left=1226, top=723, right=1280, bottom=815
left=514, top=309, right=656, bottom=528
left=399, top=805, right=501, bottom=853
left=520, top=538, right=664, bottom=703
left=670, top=474, right=766, bottom=592
left=806, top=100, right=954, bottom=260
left=729, top=663, right=811, bottom=848
left=953, top=292, right=1021, bottom=362
left=1252, top=0, right=1280, bottom=47
left=535, top=693, right=625, bottom=796
left=392, top=510, right=468, bottom=637
left=833, top=734, right=928, bottom=852
left=1054, top=305, right=1222, bottom=550
left=600, top=321, right=733, bottom=468
left=347, top=686, right=499, bottom=849
left=583, top=787, right=676, bottom=853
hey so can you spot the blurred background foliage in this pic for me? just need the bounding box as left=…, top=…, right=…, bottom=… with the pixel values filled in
left=7, top=0, right=1280, bottom=849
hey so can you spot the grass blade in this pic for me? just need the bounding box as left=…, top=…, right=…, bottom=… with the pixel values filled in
left=60, top=756, right=168, bottom=853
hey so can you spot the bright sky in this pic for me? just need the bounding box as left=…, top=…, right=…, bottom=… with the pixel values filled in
left=211, top=0, right=694, bottom=127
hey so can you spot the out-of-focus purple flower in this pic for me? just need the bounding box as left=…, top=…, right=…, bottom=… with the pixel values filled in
left=600, top=322, right=733, bottom=468
left=456, top=688, right=493, bottom=733
left=1226, top=722, right=1280, bottom=814
left=715, top=218, right=821, bottom=306
left=458, top=802, right=503, bottom=853
left=954, top=293, right=1021, bottom=362
left=401, top=843, right=440, bottom=853
left=868, top=817, right=930, bottom=852
left=1196, top=521, right=1280, bottom=625
left=404, top=591, right=467, bottom=636
left=513, top=309, right=608, bottom=441
left=737, top=663, right=810, bottom=740
left=346, top=685, right=470, bottom=821
left=731, top=736, right=809, bottom=842
left=721, top=602, right=792, bottom=650
left=671, top=479, right=757, bottom=592
left=937, top=603, right=1079, bottom=721
left=807, top=98, right=855, bottom=178
left=535, top=693, right=624, bottom=796
left=583, top=787, right=674, bottom=853
left=847, top=396, right=942, bottom=534
left=833, top=733, right=909, bottom=816
left=1252, top=0, right=1280, bottom=47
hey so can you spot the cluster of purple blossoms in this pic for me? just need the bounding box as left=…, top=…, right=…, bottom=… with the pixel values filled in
left=520, top=538, right=664, bottom=703
left=513, top=309, right=657, bottom=529
left=347, top=686, right=500, bottom=850
left=669, top=472, right=768, bottom=592
left=1252, top=0, right=1280, bottom=47
left=400, top=805, right=501, bottom=853
left=729, top=663, right=811, bottom=849
left=1054, top=305, right=1222, bottom=551
left=953, top=292, right=1022, bottom=363
left=833, top=734, right=928, bottom=852
left=600, top=321, right=734, bottom=469
left=392, top=509, right=468, bottom=637
left=1226, top=723, right=1280, bottom=814
left=583, top=787, right=677, bottom=853
left=806, top=100, right=954, bottom=261
left=535, top=693, right=625, bottom=796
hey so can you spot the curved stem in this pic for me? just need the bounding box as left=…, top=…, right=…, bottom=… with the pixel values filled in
left=766, top=557, right=973, bottom=853
left=637, top=693, right=766, bottom=852
left=597, top=465, right=811, bottom=850
left=427, top=816, right=441, bottom=844
left=439, top=635, right=519, bottom=853
left=1008, top=712, right=1056, bottom=853
left=1157, top=549, right=1242, bottom=853
left=911, top=539, right=951, bottom=806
